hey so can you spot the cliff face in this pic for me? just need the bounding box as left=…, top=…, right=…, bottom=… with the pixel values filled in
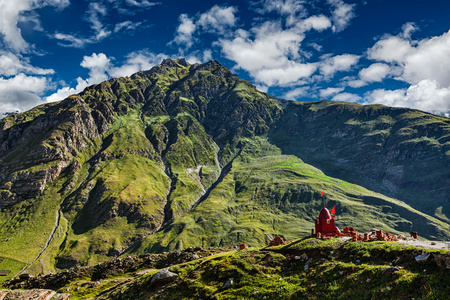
left=0, top=59, right=449, bottom=276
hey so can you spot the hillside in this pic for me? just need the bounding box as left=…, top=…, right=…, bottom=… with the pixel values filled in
left=3, top=238, right=450, bottom=299
left=0, top=59, right=449, bottom=281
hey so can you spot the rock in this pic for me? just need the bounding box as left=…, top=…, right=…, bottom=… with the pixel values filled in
left=415, top=253, right=430, bottom=263
left=432, top=253, right=450, bottom=269
left=150, top=268, right=178, bottom=286
left=268, top=236, right=286, bottom=247
left=304, top=258, right=313, bottom=271
left=222, top=278, right=234, bottom=289
left=191, top=254, right=199, bottom=260
left=239, top=243, right=249, bottom=250
left=297, top=253, right=308, bottom=260
left=382, top=267, right=399, bottom=276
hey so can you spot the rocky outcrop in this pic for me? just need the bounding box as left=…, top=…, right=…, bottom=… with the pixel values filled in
left=0, top=289, right=69, bottom=300
left=0, top=95, right=113, bottom=208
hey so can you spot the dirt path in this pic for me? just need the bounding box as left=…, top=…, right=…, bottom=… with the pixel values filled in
left=13, top=209, right=61, bottom=278
left=397, top=239, right=450, bottom=250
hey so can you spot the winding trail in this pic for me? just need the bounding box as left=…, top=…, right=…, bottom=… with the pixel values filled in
left=13, top=209, right=61, bottom=278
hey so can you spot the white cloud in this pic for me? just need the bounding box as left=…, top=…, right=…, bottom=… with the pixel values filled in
left=368, top=27, right=450, bottom=87
left=346, top=78, right=367, bottom=88
left=364, top=26, right=450, bottom=114
left=283, top=86, right=309, bottom=100
left=319, top=54, right=360, bottom=77
left=359, top=63, right=390, bottom=83
left=327, top=0, right=356, bottom=32
left=255, top=63, right=316, bottom=86
left=197, top=5, right=238, bottom=34
left=367, top=36, right=413, bottom=63
left=297, top=15, right=332, bottom=32
left=220, top=21, right=318, bottom=86
left=364, top=80, right=450, bottom=115
left=254, top=0, right=306, bottom=27
left=255, top=84, right=269, bottom=93
left=331, top=92, right=361, bottom=102
left=125, top=0, right=160, bottom=8
left=80, top=53, right=111, bottom=84
left=0, top=52, right=54, bottom=76
left=319, top=87, right=345, bottom=98
left=0, top=73, right=49, bottom=117
left=172, top=5, right=238, bottom=49
left=173, top=14, right=197, bottom=49
left=0, top=0, right=69, bottom=51
left=85, top=2, right=111, bottom=41
left=114, top=21, right=142, bottom=33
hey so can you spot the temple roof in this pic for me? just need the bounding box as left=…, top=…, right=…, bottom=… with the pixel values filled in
left=319, top=207, right=331, bottom=219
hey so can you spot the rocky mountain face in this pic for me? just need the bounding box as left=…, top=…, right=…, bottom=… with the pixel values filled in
left=0, top=59, right=449, bottom=278
left=270, top=101, right=450, bottom=219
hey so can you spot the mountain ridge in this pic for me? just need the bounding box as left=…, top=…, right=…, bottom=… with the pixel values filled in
left=0, top=58, right=449, bottom=279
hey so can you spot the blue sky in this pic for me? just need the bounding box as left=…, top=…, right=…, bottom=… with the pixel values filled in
left=1, top=0, right=450, bottom=118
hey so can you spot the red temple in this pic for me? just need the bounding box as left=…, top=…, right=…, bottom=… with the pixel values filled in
left=313, top=206, right=341, bottom=237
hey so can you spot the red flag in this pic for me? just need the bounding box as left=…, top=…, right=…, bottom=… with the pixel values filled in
left=320, top=191, right=324, bottom=196
left=330, top=206, right=335, bottom=215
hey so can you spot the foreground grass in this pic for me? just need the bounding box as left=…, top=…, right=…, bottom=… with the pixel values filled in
left=5, top=238, right=446, bottom=299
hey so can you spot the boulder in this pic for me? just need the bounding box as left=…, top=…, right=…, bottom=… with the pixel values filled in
left=415, top=253, right=430, bottom=263
left=150, top=268, right=178, bottom=286
left=222, top=278, right=234, bottom=289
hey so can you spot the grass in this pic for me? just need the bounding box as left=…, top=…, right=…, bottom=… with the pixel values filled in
left=16, top=238, right=446, bottom=299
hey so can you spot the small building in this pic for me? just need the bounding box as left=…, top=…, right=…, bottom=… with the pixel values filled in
left=313, top=206, right=340, bottom=237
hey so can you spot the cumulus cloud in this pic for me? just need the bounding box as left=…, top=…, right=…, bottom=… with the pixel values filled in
left=364, top=80, right=450, bottom=115
left=197, top=5, right=238, bottom=34
left=283, top=86, right=309, bottom=100
left=0, top=0, right=69, bottom=51
left=327, top=0, right=356, bottom=32
left=319, top=87, right=345, bottom=98
left=332, top=92, right=361, bottom=102
left=0, top=52, right=54, bottom=76
left=359, top=63, right=391, bottom=83
left=319, top=54, right=360, bottom=77
left=362, top=25, right=450, bottom=114
left=0, top=74, right=49, bottom=117
left=173, top=14, right=197, bottom=49
left=297, top=15, right=332, bottom=32
left=220, top=21, right=318, bottom=86
left=172, top=5, right=238, bottom=49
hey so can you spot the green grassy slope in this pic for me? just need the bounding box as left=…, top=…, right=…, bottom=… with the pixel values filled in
left=0, top=59, right=449, bottom=282
left=270, top=101, right=450, bottom=221
left=5, top=239, right=448, bottom=299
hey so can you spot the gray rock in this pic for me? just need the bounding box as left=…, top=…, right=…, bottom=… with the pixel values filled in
left=415, top=253, right=430, bottom=263
left=222, top=278, right=234, bottom=289
left=150, top=268, right=178, bottom=286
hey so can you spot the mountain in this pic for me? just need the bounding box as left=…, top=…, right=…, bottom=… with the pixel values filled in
left=0, top=58, right=449, bottom=280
